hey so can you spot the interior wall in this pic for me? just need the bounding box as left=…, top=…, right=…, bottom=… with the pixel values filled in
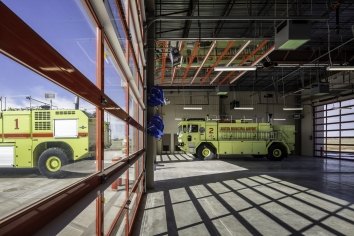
left=158, top=90, right=300, bottom=154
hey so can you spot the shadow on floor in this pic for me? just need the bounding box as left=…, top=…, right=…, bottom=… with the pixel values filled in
left=133, top=155, right=354, bottom=236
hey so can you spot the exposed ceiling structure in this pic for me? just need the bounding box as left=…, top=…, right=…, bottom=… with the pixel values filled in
left=150, top=0, right=354, bottom=96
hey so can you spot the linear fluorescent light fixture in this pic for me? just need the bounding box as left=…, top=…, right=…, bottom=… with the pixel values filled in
left=214, top=66, right=257, bottom=72
left=234, top=107, right=254, bottom=110
left=183, top=107, right=202, bottom=110
left=241, top=118, right=253, bottom=121
left=283, top=107, right=303, bottom=111
left=326, top=66, right=354, bottom=71
left=175, top=118, right=182, bottom=121
left=273, top=118, right=287, bottom=121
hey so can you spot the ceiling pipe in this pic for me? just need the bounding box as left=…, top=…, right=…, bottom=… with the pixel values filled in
left=259, top=37, right=354, bottom=92
left=210, top=40, right=250, bottom=84
left=130, top=0, right=146, bottom=66
left=229, top=46, right=275, bottom=84
left=200, top=40, right=235, bottom=84
left=171, top=41, right=184, bottom=84
left=219, top=39, right=268, bottom=84
left=182, top=41, right=200, bottom=83
left=89, top=0, right=145, bottom=109
left=190, top=41, right=217, bottom=84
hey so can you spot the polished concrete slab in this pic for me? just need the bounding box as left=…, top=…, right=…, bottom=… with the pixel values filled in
left=133, top=155, right=354, bottom=236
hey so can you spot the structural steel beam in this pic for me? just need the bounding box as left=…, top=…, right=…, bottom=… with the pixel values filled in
left=182, top=41, right=200, bottom=83
left=171, top=41, right=184, bottom=84
left=209, top=40, right=250, bottom=84
left=200, top=40, right=235, bottom=84
left=229, top=45, right=275, bottom=84
left=219, top=39, right=268, bottom=84
left=190, top=40, right=216, bottom=84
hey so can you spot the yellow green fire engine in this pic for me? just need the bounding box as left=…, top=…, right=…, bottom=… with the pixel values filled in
left=178, top=119, right=295, bottom=160
left=0, top=109, right=111, bottom=178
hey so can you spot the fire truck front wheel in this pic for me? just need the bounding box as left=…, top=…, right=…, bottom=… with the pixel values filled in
left=38, top=148, right=69, bottom=178
left=197, top=144, right=216, bottom=160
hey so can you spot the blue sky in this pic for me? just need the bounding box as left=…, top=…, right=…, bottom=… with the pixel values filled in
left=1, top=1, right=130, bottom=139
left=1, top=0, right=128, bottom=113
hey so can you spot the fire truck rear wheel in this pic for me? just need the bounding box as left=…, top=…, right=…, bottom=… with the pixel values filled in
left=267, top=144, right=286, bottom=161
left=197, top=144, right=216, bottom=160
left=38, top=148, right=69, bottom=178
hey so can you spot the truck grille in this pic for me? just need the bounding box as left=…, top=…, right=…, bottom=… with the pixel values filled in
left=55, top=111, right=76, bottom=115
left=35, top=121, right=51, bottom=130
left=35, top=111, right=50, bottom=121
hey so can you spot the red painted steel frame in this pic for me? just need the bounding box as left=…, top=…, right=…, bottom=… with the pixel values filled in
left=181, top=41, right=200, bottom=83
left=219, top=39, right=268, bottom=84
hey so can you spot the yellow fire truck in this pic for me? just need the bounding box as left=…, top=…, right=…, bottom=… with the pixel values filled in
left=178, top=119, right=295, bottom=160
left=0, top=109, right=111, bottom=178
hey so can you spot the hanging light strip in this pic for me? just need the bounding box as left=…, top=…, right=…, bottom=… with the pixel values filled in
left=234, top=107, right=254, bottom=110
left=326, top=66, right=354, bottom=71
left=273, top=118, right=287, bottom=121
left=283, top=107, right=303, bottom=111
left=183, top=107, right=203, bottom=110
left=214, top=66, right=257, bottom=71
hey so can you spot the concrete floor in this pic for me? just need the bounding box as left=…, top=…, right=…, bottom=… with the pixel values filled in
left=133, top=154, right=354, bottom=236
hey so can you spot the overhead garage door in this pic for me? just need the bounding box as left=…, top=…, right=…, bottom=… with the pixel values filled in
left=314, top=98, right=354, bottom=159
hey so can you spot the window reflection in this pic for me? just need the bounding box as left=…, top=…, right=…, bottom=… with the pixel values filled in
left=3, top=0, right=97, bottom=84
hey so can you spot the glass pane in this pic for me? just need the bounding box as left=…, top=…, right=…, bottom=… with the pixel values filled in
left=341, top=146, right=354, bottom=152
left=326, top=123, right=339, bottom=130
left=3, top=0, right=97, bottom=84
left=315, top=124, right=325, bottom=131
left=129, top=126, right=139, bottom=155
left=314, top=131, right=325, bottom=138
left=341, top=138, right=354, bottom=145
left=341, top=152, right=354, bottom=159
left=0, top=54, right=96, bottom=219
left=104, top=41, right=128, bottom=111
left=129, top=89, right=138, bottom=120
left=325, top=145, right=340, bottom=152
left=315, top=118, right=325, bottom=125
left=104, top=170, right=128, bottom=235
left=58, top=200, right=96, bottom=235
left=104, top=112, right=127, bottom=169
left=341, top=108, right=354, bottom=115
left=107, top=0, right=127, bottom=53
left=342, top=114, right=354, bottom=122
left=327, top=131, right=340, bottom=137
left=341, top=122, right=354, bottom=130
left=327, top=116, right=339, bottom=123
left=327, top=109, right=340, bottom=117
left=314, top=111, right=325, bottom=118
left=326, top=138, right=339, bottom=145
left=129, top=161, right=137, bottom=191
left=341, top=130, right=354, bottom=137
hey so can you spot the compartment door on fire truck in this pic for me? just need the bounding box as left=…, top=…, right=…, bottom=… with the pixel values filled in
left=2, top=112, right=33, bottom=167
